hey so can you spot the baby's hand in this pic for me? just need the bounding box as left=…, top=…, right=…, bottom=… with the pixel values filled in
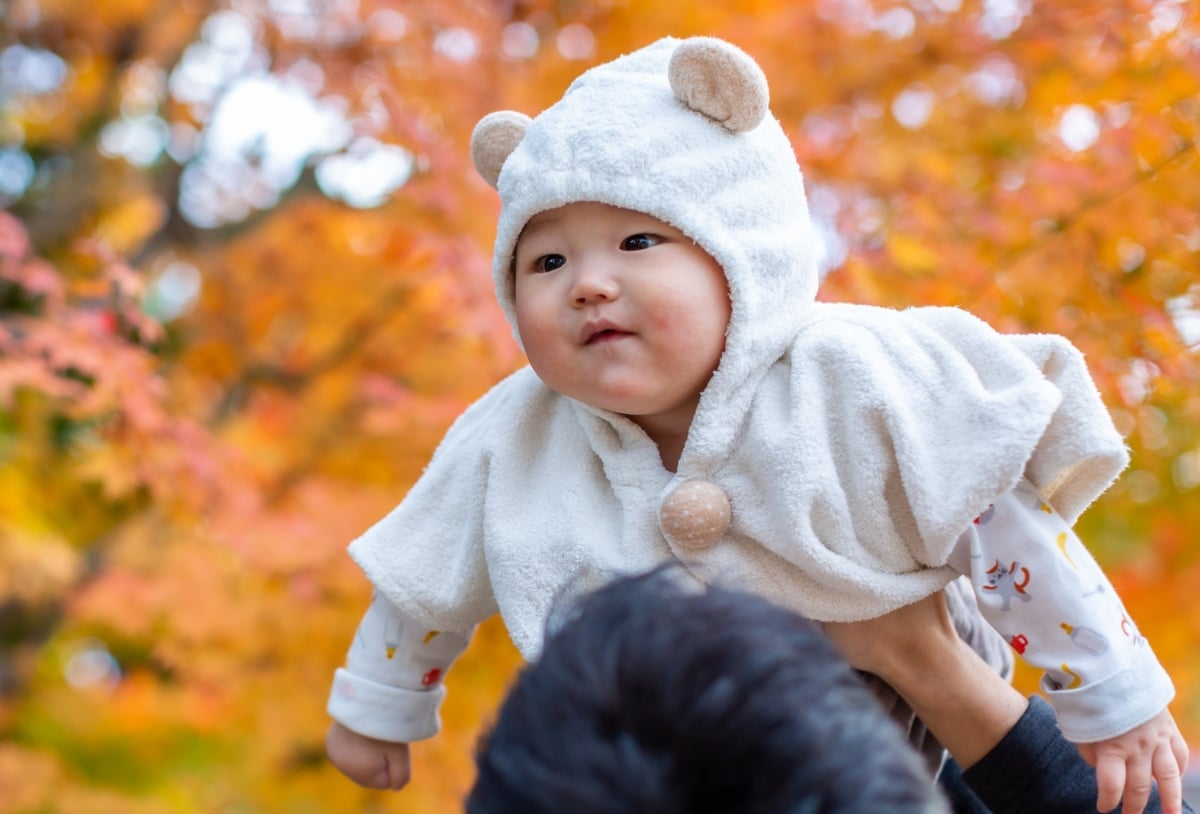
left=325, top=721, right=412, bottom=790
left=1075, top=708, right=1188, bottom=814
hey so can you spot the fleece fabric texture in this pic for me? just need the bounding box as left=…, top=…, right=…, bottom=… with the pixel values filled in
left=349, top=309, right=1127, bottom=657
left=347, top=37, right=1128, bottom=659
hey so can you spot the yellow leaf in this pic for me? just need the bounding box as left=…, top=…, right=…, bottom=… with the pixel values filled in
left=886, top=233, right=942, bottom=275
left=92, top=192, right=167, bottom=256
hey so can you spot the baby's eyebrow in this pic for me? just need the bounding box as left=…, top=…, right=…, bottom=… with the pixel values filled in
left=516, top=215, right=561, bottom=244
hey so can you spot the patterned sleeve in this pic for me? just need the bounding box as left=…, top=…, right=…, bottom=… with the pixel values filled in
left=327, top=590, right=473, bottom=743
left=945, top=480, right=1174, bottom=742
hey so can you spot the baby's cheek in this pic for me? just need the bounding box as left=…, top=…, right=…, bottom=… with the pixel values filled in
left=513, top=301, right=553, bottom=344
left=516, top=318, right=559, bottom=359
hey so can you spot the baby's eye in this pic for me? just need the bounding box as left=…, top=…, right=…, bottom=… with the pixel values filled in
left=620, top=234, right=660, bottom=251
left=534, top=254, right=566, bottom=273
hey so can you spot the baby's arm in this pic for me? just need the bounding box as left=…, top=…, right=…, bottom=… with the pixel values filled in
left=948, top=480, right=1186, bottom=814
left=824, top=592, right=1193, bottom=814
left=325, top=590, right=472, bottom=790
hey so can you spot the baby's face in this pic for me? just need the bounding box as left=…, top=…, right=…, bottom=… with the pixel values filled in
left=512, top=202, right=730, bottom=437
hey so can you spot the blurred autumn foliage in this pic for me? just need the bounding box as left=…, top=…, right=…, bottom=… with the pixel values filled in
left=1, top=0, right=1198, bottom=810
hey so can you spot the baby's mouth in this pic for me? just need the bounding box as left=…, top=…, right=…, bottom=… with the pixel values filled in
left=581, top=319, right=632, bottom=345
left=586, top=328, right=629, bottom=344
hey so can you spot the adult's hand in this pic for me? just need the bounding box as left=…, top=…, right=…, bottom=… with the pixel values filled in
left=823, top=591, right=1027, bottom=770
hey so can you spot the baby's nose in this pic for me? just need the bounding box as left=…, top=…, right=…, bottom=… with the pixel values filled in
left=570, top=263, right=619, bottom=305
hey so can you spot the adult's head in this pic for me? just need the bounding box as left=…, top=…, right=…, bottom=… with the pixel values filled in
left=467, top=569, right=948, bottom=814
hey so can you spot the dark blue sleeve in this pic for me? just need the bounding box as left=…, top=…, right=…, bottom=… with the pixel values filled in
left=962, top=696, right=1193, bottom=814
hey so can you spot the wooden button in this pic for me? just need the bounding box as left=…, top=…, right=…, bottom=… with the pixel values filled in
left=659, top=480, right=731, bottom=550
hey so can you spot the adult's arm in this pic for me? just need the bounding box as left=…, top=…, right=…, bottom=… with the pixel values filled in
left=823, top=590, right=1026, bottom=769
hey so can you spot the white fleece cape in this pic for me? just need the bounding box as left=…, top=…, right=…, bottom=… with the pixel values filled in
left=349, top=302, right=1127, bottom=659
left=348, top=37, right=1128, bottom=659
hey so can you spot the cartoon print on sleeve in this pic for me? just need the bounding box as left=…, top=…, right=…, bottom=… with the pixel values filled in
left=383, top=601, right=405, bottom=659
left=1116, top=612, right=1150, bottom=650
left=1061, top=621, right=1110, bottom=656
left=1055, top=531, right=1079, bottom=569
left=982, top=559, right=1032, bottom=611
left=339, top=591, right=472, bottom=700
left=419, top=631, right=446, bottom=686
left=959, top=480, right=1173, bottom=744
left=1046, top=662, right=1084, bottom=690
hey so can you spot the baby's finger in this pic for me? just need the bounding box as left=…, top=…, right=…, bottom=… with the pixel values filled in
left=1095, top=752, right=1127, bottom=813
left=1171, top=730, right=1189, bottom=776
left=385, top=745, right=412, bottom=791
left=1153, top=742, right=1184, bottom=814
left=1121, top=754, right=1156, bottom=814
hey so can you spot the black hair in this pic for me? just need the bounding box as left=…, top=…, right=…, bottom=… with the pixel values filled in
left=467, top=568, right=948, bottom=814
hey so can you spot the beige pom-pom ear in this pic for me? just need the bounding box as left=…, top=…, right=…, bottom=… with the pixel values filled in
left=668, top=38, right=769, bottom=133
left=470, top=111, right=532, bottom=189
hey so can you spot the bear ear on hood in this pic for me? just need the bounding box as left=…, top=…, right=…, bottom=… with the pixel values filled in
left=471, top=110, right=533, bottom=189
left=668, top=37, right=768, bottom=133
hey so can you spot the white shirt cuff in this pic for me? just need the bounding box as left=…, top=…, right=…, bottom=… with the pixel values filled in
left=326, top=667, right=445, bottom=742
left=1043, top=640, right=1176, bottom=742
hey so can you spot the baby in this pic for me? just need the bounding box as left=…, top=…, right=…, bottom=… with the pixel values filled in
left=324, top=36, right=1187, bottom=811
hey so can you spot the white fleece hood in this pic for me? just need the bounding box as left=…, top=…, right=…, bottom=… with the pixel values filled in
left=472, top=36, right=817, bottom=400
